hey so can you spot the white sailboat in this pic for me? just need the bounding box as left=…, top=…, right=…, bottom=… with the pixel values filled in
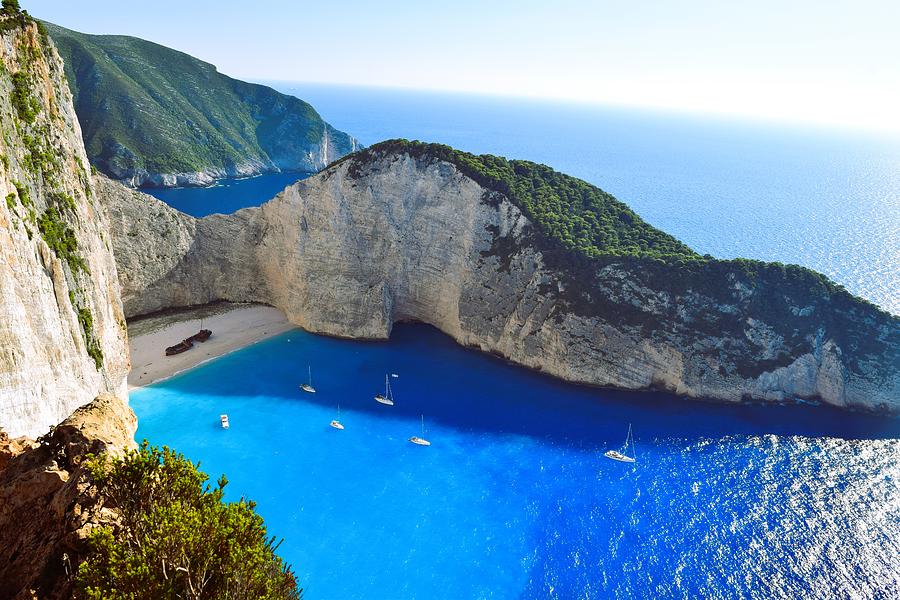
left=300, top=365, right=316, bottom=393
left=604, top=423, right=636, bottom=463
left=374, top=374, right=394, bottom=406
left=409, top=414, right=431, bottom=446
left=330, top=404, right=344, bottom=430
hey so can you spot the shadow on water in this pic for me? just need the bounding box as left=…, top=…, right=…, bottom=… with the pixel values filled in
left=146, top=323, right=900, bottom=446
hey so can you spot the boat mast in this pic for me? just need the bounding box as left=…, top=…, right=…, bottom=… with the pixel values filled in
left=308, top=365, right=312, bottom=386
left=421, top=414, right=425, bottom=436
left=627, top=424, right=636, bottom=461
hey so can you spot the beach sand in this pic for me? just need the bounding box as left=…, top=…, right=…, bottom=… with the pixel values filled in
left=127, top=303, right=294, bottom=389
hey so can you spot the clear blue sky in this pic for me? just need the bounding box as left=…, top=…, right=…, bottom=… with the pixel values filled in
left=23, top=0, right=900, bottom=132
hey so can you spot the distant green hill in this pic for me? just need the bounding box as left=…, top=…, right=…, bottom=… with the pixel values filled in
left=45, top=22, right=358, bottom=187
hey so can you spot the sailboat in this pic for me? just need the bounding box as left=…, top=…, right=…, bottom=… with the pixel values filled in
left=604, top=423, right=636, bottom=463
left=409, top=414, right=431, bottom=446
left=374, top=374, right=394, bottom=406
left=300, top=365, right=316, bottom=393
left=330, top=404, right=344, bottom=430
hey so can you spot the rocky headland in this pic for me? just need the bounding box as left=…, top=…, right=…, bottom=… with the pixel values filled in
left=101, top=141, right=900, bottom=413
left=45, top=21, right=359, bottom=188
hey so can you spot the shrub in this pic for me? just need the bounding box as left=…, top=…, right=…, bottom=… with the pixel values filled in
left=76, top=442, right=302, bottom=600
left=11, top=71, right=39, bottom=124
left=76, top=307, right=103, bottom=369
left=1, top=0, right=20, bottom=17
left=37, top=205, right=86, bottom=272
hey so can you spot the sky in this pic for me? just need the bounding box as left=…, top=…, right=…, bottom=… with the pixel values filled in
left=23, top=0, right=900, bottom=133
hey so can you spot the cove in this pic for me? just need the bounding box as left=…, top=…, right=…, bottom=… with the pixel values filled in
left=131, top=324, right=900, bottom=599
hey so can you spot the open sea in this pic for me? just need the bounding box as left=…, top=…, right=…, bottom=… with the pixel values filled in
left=135, top=86, right=900, bottom=598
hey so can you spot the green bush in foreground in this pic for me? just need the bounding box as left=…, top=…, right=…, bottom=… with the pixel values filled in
left=76, top=442, right=301, bottom=600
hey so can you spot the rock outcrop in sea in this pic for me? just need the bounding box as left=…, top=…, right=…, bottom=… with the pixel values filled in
left=0, top=18, right=129, bottom=438
left=101, top=144, right=900, bottom=413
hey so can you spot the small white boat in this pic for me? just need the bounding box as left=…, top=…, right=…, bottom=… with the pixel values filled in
left=604, top=424, right=636, bottom=463
left=220, top=414, right=230, bottom=429
left=391, top=373, right=399, bottom=378
left=330, top=404, right=344, bottom=430
left=409, top=415, right=431, bottom=446
left=300, top=365, right=316, bottom=394
left=374, top=374, right=395, bottom=406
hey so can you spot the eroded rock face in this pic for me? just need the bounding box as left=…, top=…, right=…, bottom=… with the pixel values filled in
left=102, top=150, right=900, bottom=413
left=0, top=393, right=136, bottom=600
left=0, top=21, right=129, bottom=437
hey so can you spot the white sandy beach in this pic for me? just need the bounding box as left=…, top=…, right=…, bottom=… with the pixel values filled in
left=127, top=303, right=294, bottom=388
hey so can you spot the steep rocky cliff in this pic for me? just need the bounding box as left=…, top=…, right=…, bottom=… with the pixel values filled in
left=46, top=22, right=359, bottom=188
left=0, top=393, right=136, bottom=600
left=102, top=142, right=900, bottom=413
left=0, top=15, right=129, bottom=437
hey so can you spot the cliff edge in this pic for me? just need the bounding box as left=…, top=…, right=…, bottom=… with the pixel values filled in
left=0, top=15, right=129, bottom=437
left=101, top=141, right=900, bottom=413
left=0, top=393, right=136, bottom=600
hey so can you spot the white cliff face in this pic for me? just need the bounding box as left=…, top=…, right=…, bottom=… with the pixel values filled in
left=0, top=22, right=129, bottom=437
left=102, top=151, right=900, bottom=414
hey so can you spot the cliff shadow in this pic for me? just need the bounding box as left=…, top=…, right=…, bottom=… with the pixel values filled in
left=134, top=322, right=900, bottom=448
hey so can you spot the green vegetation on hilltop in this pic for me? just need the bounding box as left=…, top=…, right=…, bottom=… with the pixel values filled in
left=342, top=139, right=699, bottom=261
left=340, top=141, right=876, bottom=301
left=44, top=22, right=356, bottom=182
left=77, top=442, right=301, bottom=600
left=337, top=140, right=897, bottom=381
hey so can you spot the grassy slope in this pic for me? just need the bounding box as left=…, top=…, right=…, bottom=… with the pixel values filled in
left=44, top=22, right=355, bottom=177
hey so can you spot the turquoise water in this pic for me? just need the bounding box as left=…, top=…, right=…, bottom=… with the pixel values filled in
left=133, top=89, right=900, bottom=597
left=132, top=324, right=900, bottom=599
left=143, top=171, right=310, bottom=217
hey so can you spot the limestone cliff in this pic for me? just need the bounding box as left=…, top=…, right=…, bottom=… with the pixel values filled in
left=101, top=143, right=900, bottom=413
left=0, top=16, right=129, bottom=437
left=0, top=393, right=136, bottom=600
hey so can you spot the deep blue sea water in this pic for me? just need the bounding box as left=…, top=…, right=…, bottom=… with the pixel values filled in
left=132, top=88, right=900, bottom=598
left=132, top=325, right=900, bottom=599
left=143, top=171, right=310, bottom=217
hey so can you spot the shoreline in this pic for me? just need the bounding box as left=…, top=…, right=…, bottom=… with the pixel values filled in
left=127, top=303, right=295, bottom=389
